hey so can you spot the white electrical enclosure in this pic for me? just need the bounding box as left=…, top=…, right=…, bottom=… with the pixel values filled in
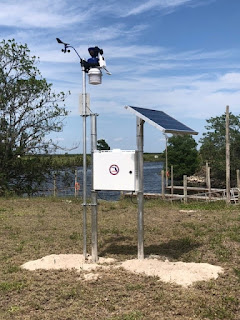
left=93, top=150, right=137, bottom=191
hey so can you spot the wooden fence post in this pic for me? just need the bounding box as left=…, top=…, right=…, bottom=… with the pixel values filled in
left=237, top=169, right=240, bottom=202
left=161, top=170, right=165, bottom=199
left=74, top=169, right=78, bottom=197
left=171, top=165, right=174, bottom=195
left=183, top=175, right=187, bottom=203
left=206, top=162, right=209, bottom=188
left=207, top=166, right=211, bottom=201
left=53, top=174, right=57, bottom=197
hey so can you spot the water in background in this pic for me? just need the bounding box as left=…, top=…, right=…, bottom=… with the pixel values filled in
left=41, top=162, right=164, bottom=201
left=98, top=161, right=164, bottom=200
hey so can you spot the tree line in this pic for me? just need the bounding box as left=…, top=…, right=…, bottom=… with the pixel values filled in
left=165, top=112, right=240, bottom=188
left=1, top=39, right=239, bottom=195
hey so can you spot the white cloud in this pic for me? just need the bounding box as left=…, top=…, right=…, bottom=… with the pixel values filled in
left=35, top=39, right=240, bottom=124
left=0, top=0, right=197, bottom=30
left=0, top=0, right=237, bottom=152
left=219, top=73, right=240, bottom=85
left=83, top=24, right=148, bottom=42
left=0, top=0, right=90, bottom=29
left=121, top=0, right=196, bottom=16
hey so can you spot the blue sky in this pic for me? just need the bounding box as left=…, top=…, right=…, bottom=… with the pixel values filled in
left=1, top=0, right=240, bottom=153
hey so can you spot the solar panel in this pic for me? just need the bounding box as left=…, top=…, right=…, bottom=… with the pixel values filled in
left=125, top=106, right=198, bottom=135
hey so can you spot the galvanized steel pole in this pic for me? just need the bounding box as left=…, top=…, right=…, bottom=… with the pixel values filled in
left=91, top=114, right=98, bottom=262
left=165, top=134, right=168, bottom=187
left=226, top=105, right=230, bottom=204
left=137, top=117, right=144, bottom=260
left=82, top=67, right=87, bottom=259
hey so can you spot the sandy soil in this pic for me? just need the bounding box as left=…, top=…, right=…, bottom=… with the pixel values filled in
left=21, top=254, right=224, bottom=287
left=119, top=258, right=223, bottom=287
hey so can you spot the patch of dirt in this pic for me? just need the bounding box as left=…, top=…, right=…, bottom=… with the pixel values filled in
left=119, top=258, right=223, bottom=287
left=179, top=210, right=198, bottom=213
left=82, top=272, right=101, bottom=281
left=21, top=254, right=224, bottom=287
left=21, top=254, right=115, bottom=271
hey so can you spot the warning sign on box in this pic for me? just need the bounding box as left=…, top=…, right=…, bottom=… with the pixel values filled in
left=109, top=164, right=119, bottom=175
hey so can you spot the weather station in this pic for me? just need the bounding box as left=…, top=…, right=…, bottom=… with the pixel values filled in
left=56, top=38, right=198, bottom=262
left=56, top=38, right=111, bottom=262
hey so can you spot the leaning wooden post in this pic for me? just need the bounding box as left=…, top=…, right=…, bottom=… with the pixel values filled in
left=183, top=175, right=187, bottom=203
left=226, top=105, right=231, bottom=204
left=161, top=170, right=165, bottom=199
left=237, top=169, right=240, bottom=202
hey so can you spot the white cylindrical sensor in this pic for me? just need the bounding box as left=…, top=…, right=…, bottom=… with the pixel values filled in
left=88, top=68, right=102, bottom=85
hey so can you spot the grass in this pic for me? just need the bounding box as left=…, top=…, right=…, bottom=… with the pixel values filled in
left=23, top=153, right=164, bottom=170
left=0, top=197, right=239, bottom=319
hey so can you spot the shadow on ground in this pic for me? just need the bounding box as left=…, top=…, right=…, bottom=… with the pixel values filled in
left=100, top=237, right=201, bottom=260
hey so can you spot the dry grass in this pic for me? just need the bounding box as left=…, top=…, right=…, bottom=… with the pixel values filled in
left=0, top=197, right=239, bottom=319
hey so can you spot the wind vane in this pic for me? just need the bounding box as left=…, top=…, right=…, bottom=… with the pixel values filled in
left=56, top=38, right=111, bottom=78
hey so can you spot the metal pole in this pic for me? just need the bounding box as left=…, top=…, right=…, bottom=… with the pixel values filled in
left=226, top=105, right=230, bottom=204
left=91, top=114, right=98, bottom=262
left=82, top=66, right=87, bottom=259
left=137, top=117, right=144, bottom=260
left=165, top=134, right=168, bottom=187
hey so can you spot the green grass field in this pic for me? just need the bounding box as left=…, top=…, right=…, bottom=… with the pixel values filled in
left=0, top=197, right=239, bottom=319
left=29, top=152, right=164, bottom=169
